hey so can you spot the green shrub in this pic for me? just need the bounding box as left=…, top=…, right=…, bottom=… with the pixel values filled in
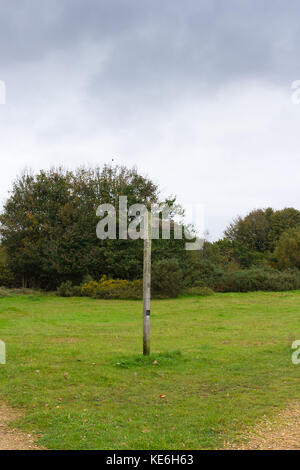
left=216, top=267, right=300, bottom=292
left=57, top=281, right=82, bottom=297
left=81, top=276, right=142, bottom=299
left=71, top=285, right=83, bottom=297
left=182, top=259, right=225, bottom=289
left=151, top=258, right=183, bottom=298
left=82, top=274, right=93, bottom=284
left=184, top=286, right=215, bottom=296
left=0, top=265, right=15, bottom=287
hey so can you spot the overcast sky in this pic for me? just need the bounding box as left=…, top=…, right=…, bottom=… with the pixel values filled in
left=0, top=0, right=299, bottom=239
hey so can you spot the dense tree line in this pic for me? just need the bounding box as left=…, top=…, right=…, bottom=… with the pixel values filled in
left=1, top=165, right=300, bottom=294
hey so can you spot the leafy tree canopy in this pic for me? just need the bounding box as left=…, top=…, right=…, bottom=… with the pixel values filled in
left=224, top=207, right=300, bottom=254
left=0, top=165, right=187, bottom=288
left=274, top=227, right=300, bottom=270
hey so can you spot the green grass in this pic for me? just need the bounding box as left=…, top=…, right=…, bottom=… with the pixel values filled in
left=0, top=291, right=299, bottom=449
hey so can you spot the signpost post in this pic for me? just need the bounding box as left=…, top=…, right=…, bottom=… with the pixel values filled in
left=143, top=211, right=151, bottom=355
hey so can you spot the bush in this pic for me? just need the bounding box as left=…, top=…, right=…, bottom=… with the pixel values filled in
left=82, top=274, right=93, bottom=284
left=81, top=276, right=142, bottom=299
left=57, top=281, right=82, bottom=297
left=72, top=285, right=83, bottom=297
left=216, top=267, right=300, bottom=292
left=183, top=286, right=215, bottom=296
left=0, top=265, right=15, bottom=287
left=182, top=259, right=225, bottom=289
left=151, top=258, right=183, bottom=298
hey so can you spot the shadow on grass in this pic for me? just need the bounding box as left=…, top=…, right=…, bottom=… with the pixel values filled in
left=112, top=350, right=186, bottom=369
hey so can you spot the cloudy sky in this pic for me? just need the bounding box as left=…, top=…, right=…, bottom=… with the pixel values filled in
left=0, top=0, right=299, bottom=239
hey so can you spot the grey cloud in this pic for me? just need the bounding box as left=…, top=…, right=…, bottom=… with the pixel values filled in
left=1, top=0, right=300, bottom=88
left=0, top=1, right=300, bottom=239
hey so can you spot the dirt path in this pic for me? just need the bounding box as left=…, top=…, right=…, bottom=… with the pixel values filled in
left=226, top=402, right=300, bottom=450
left=0, top=404, right=42, bottom=450
left=0, top=402, right=299, bottom=450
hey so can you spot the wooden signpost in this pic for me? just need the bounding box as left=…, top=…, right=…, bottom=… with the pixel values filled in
left=142, top=212, right=151, bottom=355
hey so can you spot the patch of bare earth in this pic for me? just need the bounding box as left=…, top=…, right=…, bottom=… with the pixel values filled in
left=226, top=403, right=300, bottom=450
left=0, top=404, right=44, bottom=450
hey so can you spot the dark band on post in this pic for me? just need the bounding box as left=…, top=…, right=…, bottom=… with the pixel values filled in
left=146, top=310, right=150, bottom=316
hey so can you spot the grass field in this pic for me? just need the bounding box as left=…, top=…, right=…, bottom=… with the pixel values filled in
left=0, top=291, right=299, bottom=449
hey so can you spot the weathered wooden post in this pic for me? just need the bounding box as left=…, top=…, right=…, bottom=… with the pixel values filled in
left=143, top=211, right=151, bottom=355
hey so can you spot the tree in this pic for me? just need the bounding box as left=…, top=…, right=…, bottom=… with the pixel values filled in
left=274, top=227, right=300, bottom=270
left=224, top=208, right=274, bottom=253
left=0, top=165, right=189, bottom=289
left=268, top=208, right=300, bottom=250
left=224, top=207, right=300, bottom=256
left=0, top=165, right=159, bottom=288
